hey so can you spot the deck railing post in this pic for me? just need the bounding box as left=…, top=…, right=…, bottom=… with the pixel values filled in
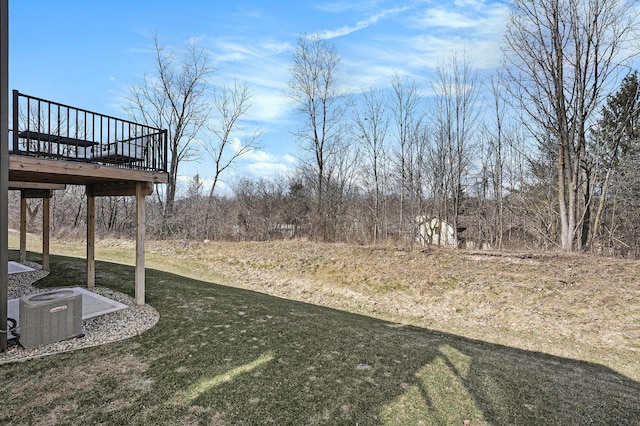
left=163, top=129, right=168, bottom=172
left=12, top=90, right=18, bottom=152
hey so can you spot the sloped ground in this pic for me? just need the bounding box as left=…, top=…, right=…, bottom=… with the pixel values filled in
left=46, top=238, right=640, bottom=381
left=137, top=240, right=640, bottom=382
left=2, top=238, right=638, bottom=424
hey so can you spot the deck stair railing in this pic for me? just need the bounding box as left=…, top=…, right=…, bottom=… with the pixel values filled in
left=11, top=90, right=167, bottom=172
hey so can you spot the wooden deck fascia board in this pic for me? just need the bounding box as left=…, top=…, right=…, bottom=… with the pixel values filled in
left=9, top=155, right=169, bottom=185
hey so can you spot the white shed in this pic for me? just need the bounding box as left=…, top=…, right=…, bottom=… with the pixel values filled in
left=416, top=216, right=459, bottom=248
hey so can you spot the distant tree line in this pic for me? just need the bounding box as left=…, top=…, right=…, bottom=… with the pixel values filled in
left=8, top=0, right=640, bottom=257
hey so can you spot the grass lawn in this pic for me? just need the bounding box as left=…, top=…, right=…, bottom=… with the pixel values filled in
left=1, top=237, right=639, bottom=424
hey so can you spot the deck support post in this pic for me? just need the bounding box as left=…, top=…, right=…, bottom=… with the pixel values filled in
left=135, top=182, right=145, bottom=306
left=86, top=188, right=95, bottom=289
left=19, top=197, right=26, bottom=262
left=42, top=197, right=50, bottom=271
left=19, top=190, right=53, bottom=268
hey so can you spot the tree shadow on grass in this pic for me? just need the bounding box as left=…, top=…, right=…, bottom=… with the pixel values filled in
left=3, top=252, right=639, bottom=425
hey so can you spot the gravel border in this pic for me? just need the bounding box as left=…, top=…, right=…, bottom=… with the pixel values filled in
left=1, top=262, right=159, bottom=364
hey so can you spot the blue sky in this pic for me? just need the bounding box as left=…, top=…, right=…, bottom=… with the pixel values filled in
left=9, top=0, right=510, bottom=195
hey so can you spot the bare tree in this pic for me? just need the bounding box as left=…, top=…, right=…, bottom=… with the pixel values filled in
left=232, top=176, right=287, bottom=240
left=201, top=80, right=262, bottom=238
left=390, top=75, right=422, bottom=242
left=429, top=54, right=481, bottom=247
left=324, top=137, right=360, bottom=241
left=124, top=34, right=214, bottom=229
left=282, top=174, right=311, bottom=238
left=484, top=73, right=509, bottom=249
left=353, top=87, right=389, bottom=242
left=287, top=35, right=346, bottom=240
left=503, top=0, right=638, bottom=251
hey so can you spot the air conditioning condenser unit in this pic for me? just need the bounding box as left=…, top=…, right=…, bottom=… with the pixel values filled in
left=19, top=289, right=83, bottom=349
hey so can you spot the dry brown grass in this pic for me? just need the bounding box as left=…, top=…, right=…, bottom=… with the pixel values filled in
left=12, top=234, right=640, bottom=381
left=135, top=239, right=640, bottom=381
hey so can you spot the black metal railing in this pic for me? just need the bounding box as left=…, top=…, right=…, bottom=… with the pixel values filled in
left=11, top=90, right=168, bottom=172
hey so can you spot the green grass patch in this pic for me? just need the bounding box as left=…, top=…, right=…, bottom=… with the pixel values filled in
left=1, top=252, right=639, bottom=424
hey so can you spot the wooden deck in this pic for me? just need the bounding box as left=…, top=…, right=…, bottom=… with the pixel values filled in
left=6, top=91, right=170, bottom=313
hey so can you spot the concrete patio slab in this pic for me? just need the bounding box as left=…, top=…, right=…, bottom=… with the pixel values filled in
left=8, top=261, right=35, bottom=275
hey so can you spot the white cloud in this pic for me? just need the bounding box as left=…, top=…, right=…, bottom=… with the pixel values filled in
left=210, top=41, right=254, bottom=63
left=210, top=38, right=293, bottom=65
left=247, top=90, right=292, bottom=122
left=258, top=41, right=292, bottom=56
left=416, top=8, right=478, bottom=29
left=332, top=0, right=510, bottom=89
left=247, top=161, right=293, bottom=178
left=241, top=147, right=276, bottom=163
left=404, top=31, right=505, bottom=71
left=410, top=0, right=510, bottom=38
left=179, top=144, right=298, bottom=194
left=283, top=153, right=297, bottom=164
left=214, top=51, right=247, bottom=63
left=314, top=5, right=411, bottom=40
left=237, top=148, right=298, bottom=177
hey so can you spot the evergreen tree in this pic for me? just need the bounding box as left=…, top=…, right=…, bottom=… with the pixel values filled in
left=592, top=71, right=640, bottom=254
